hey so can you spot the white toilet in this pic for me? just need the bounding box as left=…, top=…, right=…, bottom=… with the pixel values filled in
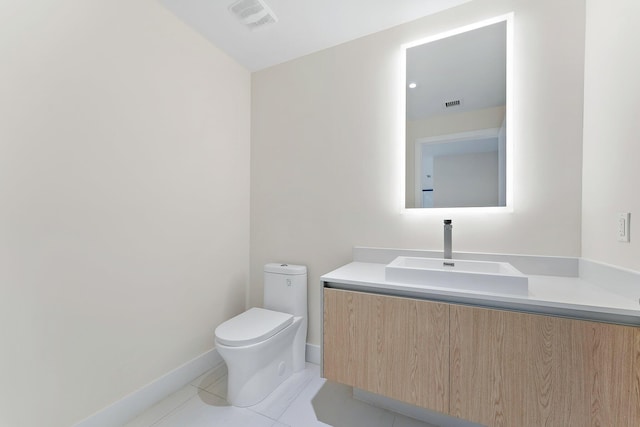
left=214, top=263, right=307, bottom=407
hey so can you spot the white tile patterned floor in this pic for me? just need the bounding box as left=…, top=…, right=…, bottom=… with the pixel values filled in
left=123, top=363, right=439, bottom=427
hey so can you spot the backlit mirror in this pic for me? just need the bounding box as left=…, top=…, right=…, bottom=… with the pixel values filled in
left=404, top=16, right=512, bottom=210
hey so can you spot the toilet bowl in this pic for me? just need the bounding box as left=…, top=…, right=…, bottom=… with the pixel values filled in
left=214, top=263, right=307, bottom=407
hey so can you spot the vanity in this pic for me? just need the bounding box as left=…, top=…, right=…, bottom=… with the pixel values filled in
left=321, top=247, right=640, bottom=427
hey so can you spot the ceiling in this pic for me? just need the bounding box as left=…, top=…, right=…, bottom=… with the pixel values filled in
left=159, top=0, right=473, bottom=71
left=406, top=20, right=506, bottom=121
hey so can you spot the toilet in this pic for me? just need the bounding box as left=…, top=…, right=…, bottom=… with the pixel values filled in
left=214, top=263, right=307, bottom=407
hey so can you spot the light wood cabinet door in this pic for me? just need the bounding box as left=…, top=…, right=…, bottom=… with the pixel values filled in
left=323, top=288, right=449, bottom=413
left=450, top=305, right=640, bottom=427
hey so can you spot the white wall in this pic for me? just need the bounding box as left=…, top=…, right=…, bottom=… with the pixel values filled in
left=582, top=0, right=640, bottom=271
left=251, top=0, right=585, bottom=346
left=434, top=151, right=499, bottom=207
left=0, top=1, right=250, bottom=426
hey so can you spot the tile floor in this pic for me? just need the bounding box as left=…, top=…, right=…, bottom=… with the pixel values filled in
left=123, top=363, right=438, bottom=427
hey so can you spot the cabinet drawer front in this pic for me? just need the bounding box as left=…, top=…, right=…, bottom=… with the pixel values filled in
left=450, top=305, right=640, bottom=427
left=323, top=288, right=449, bottom=413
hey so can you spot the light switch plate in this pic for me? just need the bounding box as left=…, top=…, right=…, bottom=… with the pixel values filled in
left=617, top=212, right=631, bottom=242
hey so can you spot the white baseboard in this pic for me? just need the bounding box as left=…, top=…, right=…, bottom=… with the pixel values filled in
left=73, top=348, right=222, bottom=427
left=74, top=343, right=319, bottom=427
left=305, top=343, right=321, bottom=365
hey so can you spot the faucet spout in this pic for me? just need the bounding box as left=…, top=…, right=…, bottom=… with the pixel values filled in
left=444, top=219, right=452, bottom=259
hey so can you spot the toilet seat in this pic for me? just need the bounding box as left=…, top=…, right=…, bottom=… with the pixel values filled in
left=215, top=307, right=293, bottom=347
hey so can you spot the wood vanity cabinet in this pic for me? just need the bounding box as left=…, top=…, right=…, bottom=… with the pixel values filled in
left=323, top=288, right=449, bottom=413
left=323, top=288, right=640, bottom=427
left=450, top=305, right=640, bottom=426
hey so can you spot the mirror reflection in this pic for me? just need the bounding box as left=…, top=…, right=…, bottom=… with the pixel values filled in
left=405, top=20, right=508, bottom=209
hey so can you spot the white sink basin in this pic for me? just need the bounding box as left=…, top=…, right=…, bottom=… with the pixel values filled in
left=385, top=256, right=528, bottom=295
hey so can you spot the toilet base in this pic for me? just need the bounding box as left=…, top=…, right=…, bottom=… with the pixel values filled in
left=215, top=316, right=303, bottom=407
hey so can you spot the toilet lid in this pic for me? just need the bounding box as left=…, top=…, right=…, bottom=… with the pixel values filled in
left=215, top=307, right=293, bottom=347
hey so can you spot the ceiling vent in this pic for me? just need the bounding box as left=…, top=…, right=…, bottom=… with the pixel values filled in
left=444, top=99, right=462, bottom=108
left=229, top=0, right=278, bottom=31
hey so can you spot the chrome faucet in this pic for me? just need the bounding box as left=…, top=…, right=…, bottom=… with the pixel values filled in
left=444, top=219, right=452, bottom=259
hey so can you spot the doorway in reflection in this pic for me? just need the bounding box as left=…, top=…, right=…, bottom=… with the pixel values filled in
left=416, top=126, right=506, bottom=208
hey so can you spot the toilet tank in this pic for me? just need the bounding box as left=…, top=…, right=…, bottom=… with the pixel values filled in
left=263, top=263, right=307, bottom=317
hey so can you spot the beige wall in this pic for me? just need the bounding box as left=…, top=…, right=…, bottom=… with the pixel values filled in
left=582, top=0, right=640, bottom=271
left=0, top=1, right=250, bottom=426
left=406, top=105, right=506, bottom=207
left=251, top=0, right=585, bottom=346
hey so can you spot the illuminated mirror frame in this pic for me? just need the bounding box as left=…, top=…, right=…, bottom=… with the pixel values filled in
left=399, top=13, right=514, bottom=214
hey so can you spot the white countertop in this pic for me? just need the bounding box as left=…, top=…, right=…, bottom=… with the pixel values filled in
left=321, top=261, right=640, bottom=325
